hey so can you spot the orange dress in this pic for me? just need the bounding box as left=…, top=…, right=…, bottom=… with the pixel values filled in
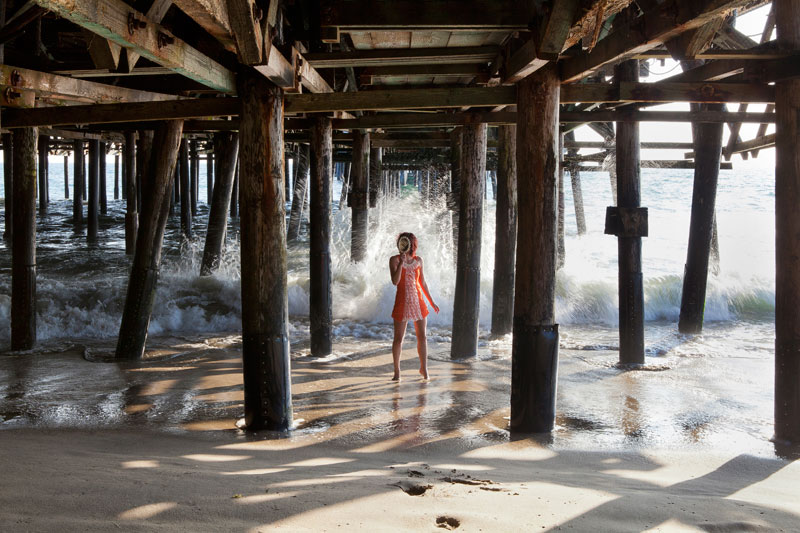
left=391, top=256, right=429, bottom=322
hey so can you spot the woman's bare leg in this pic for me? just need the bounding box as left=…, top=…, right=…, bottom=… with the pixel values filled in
left=414, top=317, right=429, bottom=380
left=392, top=320, right=408, bottom=381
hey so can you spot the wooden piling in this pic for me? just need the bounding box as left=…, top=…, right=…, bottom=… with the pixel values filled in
left=124, top=131, right=137, bottom=254
left=491, top=123, right=517, bottom=338
left=774, top=0, right=800, bottom=444
left=179, top=138, right=192, bottom=239
left=136, top=130, right=154, bottom=224
left=287, top=144, right=309, bottom=241
left=207, top=149, right=213, bottom=204
left=557, top=143, right=565, bottom=270
left=451, top=122, right=487, bottom=359
left=190, top=140, right=199, bottom=217
left=565, top=132, right=587, bottom=235
left=11, top=127, right=37, bottom=350
left=200, top=132, right=238, bottom=275
left=679, top=103, right=724, bottom=334
left=369, top=145, right=382, bottom=209
left=114, top=153, right=119, bottom=200
left=450, top=128, right=462, bottom=257
left=310, top=116, right=333, bottom=357
left=615, top=59, right=645, bottom=366
left=510, top=65, right=560, bottom=433
left=238, top=72, right=292, bottom=431
left=350, top=130, right=370, bottom=262
left=284, top=147, right=292, bottom=200
left=72, top=140, right=83, bottom=225
left=37, top=135, right=47, bottom=214
left=3, top=133, right=13, bottom=241
left=64, top=155, right=69, bottom=199
left=87, top=139, right=100, bottom=243
left=231, top=162, right=239, bottom=218
left=99, top=141, right=107, bottom=215
left=116, top=120, right=184, bottom=360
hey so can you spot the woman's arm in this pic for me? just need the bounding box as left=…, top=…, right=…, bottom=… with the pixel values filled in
left=389, top=254, right=404, bottom=285
left=418, top=257, right=440, bottom=313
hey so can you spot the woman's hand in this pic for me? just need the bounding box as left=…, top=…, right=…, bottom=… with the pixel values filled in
left=432, top=303, right=440, bottom=314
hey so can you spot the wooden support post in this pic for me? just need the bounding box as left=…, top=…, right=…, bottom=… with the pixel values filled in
left=350, top=130, right=370, bottom=262
left=124, top=131, right=137, bottom=254
left=369, top=145, right=382, bottom=208
left=136, top=130, right=154, bottom=222
left=116, top=120, right=184, bottom=360
left=207, top=148, right=214, bottom=204
left=201, top=132, right=238, bottom=275
left=230, top=163, right=239, bottom=218
left=64, top=155, right=69, bottom=199
left=87, top=139, right=100, bottom=243
left=287, top=144, right=309, bottom=241
left=190, top=141, right=199, bottom=217
left=3, top=133, right=13, bottom=241
left=72, top=141, right=83, bottom=225
left=557, top=144, right=565, bottom=270
left=114, top=153, right=119, bottom=200
left=565, top=132, right=587, bottom=235
left=615, top=60, right=645, bottom=366
left=774, top=0, right=800, bottom=444
left=679, top=103, right=724, bottom=334
left=310, top=116, right=333, bottom=357
left=11, top=127, right=37, bottom=350
left=238, top=71, right=292, bottom=430
left=37, top=135, right=47, bottom=214
left=450, top=128, right=462, bottom=259
left=511, top=65, right=560, bottom=433
left=99, top=141, right=107, bottom=215
left=284, top=147, right=292, bottom=200
left=179, top=138, right=192, bottom=239
left=491, top=123, right=517, bottom=337
left=451, top=122, right=487, bottom=359
left=338, top=161, right=351, bottom=209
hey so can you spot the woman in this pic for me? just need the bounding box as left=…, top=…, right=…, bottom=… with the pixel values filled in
left=389, top=232, right=439, bottom=381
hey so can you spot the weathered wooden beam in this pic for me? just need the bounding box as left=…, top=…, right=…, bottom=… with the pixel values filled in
left=304, top=46, right=500, bottom=68
left=537, top=0, right=580, bottom=59
left=0, top=65, right=179, bottom=104
left=635, top=48, right=786, bottom=60
left=560, top=110, right=775, bottom=123
left=125, top=0, right=174, bottom=72
left=667, top=59, right=746, bottom=83
left=83, top=29, right=122, bottom=70
left=0, top=3, right=46, bottom=44
left=617, top=81, right=774, bottom=104
left=359, top=64, right=487, bottom=84
left=171, top=0, right=236, bottom=52
left=504, top=39, right=549, bottom=84
left=560, top=0, right=763, bottom=83
left=321, top=1, right=533, bottom=30
left=228, top=0, right=263, bottom=64
left=565, top=140, right=695, bottom=149
left=33, top=0, right=236, bottom=93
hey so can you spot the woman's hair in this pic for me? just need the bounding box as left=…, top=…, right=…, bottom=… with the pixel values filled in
left=397, top=232, right=418, bottom=257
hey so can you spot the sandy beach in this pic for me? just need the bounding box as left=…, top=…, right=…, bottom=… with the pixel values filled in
left=1, top=333, right=798, bottom=532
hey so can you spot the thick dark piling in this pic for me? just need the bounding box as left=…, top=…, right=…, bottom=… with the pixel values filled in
left=207, top=148, right=213, bottom=204
left=614, top=60, right=645, bottom=366
left=287, top=144, right=309, bottom=241
left=310, top=116, right=333, bottom=357
left=87, top=139, right=100, bottom=243
left=350, top=130, right=370, bottom=262
left=72, top=140, right=83, bottom=225
left=124, top=131, right=137, bottom=254
left=230, top=163, right=239, bottom=218
left=238, top=72, right=292, bottom=431
left=679, top=103, right=724, bottom=334
left=369, top=145, right=382, bottom=209
left=449, top=128, right=462, bottom=257
left=116, top=120, right=184, bottom=360
left=37, top=135, right=47, bottom=214
left=511, top=65, right=560, bottom=433
left=114, top=153, right=119, bottom=200
left=99, top=141, right=107, bottom=215
left=775, top=0, right=800, bottom=444
left=491, top=123, right=517, bottom=338
left=200, top=132, right=239, bottom=275
left=190, top=140, right=198, bottom=217
left=451, top=122, right=487, bottom=359
left=11, top=127, right=37, bottom=350
left=3, top=133, right=13, bottom=241
left=64, top=154, right=69, bottom=199
left=179, top=138, right=192, bottom=239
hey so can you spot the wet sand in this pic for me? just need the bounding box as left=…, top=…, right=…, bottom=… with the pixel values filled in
left=1, top=334, right=799, bottom=531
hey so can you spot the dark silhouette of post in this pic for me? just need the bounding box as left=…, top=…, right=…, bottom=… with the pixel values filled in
left=775, top=0, right=800, bottom=444
left=451, top=122, right=487, bottom=359
left=72, top=140, right=83, bottom=225
left=511, top=65, right=560, bottom=433
left=310, top=116, right=333, bottom=357
left=491, top=122, right=517, bottom=337
left=614, top=59, right=645, bottom=366
left=116, top=120, right=184, bottom=360
left=11, top=127, right=37, bottom=350
left=37, top=135, right=47, bottom=214
left=238, top=71, right=292, bottom=431
left=350, top=130, right=369, bottom=262
left=179, top=138, right=192, bottom=239
left=679, top=103, right=724, bottom=334
left=200, top=132, right=239, bottom=275
left=3, top=133, right=13, bottom=241
left=87, top=139, right=100, bottom=243
left=287, top=144, right=309, bottom=241
left=64, top=154, right=69, bottom=199
left=99, top=141, right=107, bottom=215
left=124, top=131, right=137, bottom=254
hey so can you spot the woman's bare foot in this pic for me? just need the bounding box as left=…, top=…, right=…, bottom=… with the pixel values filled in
left=419, top=367, right=429, bottom=380
left=392, top=373, right=401, bottom=382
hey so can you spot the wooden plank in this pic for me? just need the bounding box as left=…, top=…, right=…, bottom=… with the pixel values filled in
left=304, top=46, right=500, bottom=68
left=0, top=64, right=179, bottom=104
left=253, top=46, right=295, bottom=88
left=686, top=133, right=776, bottom=158
left=560, top=0, right=763, bottom=83
left=561, top=110, right=775, bottom=123
left=618, top=82, right=774, bottom=104
left=228, top=0, right=263, bottom=64
left=83, top=29, right=122, bottom=70
left=53, top=67, right=174, bottom=77
left=125, top=0, right=174, bottom=72
left=504, top=39, right=548, bottom=83
left=33, top=0, right=236, bottom=93
left=321, top=1, right=533, bottom=30
left=633, top=48, right=785, bottom=60
left=666, top=59, right=746, bottom=83
left=360, top=64, right=486, bottom=78
left=536, top=0, right=580, bottom=59
left=171, top=0, right=236, bottom=52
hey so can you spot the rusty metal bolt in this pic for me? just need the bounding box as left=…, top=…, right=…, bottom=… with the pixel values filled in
left=127, top=12, right=147, bottom=34
left=700, top=84, right=716, bottom=99
left=4, top=87, right=20, bottom=101
left=10, top=69, right=22, bottom=87
left=157, top=32, right=175, bottom=49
